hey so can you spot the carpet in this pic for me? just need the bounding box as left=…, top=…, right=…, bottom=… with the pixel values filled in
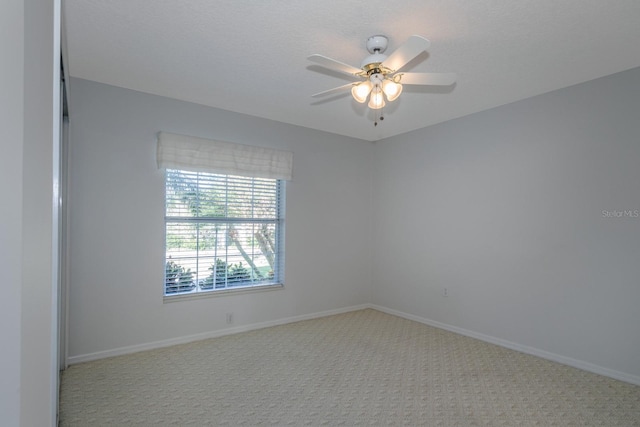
left=59, top=309, right=640, bottom=425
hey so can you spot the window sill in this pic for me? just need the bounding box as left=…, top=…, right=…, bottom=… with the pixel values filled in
left=163, top=283, right=284, bottom=303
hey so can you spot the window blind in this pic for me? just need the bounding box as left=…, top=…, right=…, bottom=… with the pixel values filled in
left=165, top=169, right=284, bottom=294
left=157, top=132, right=293, bottom=181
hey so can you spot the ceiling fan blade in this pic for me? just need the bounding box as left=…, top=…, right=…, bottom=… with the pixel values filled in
left=397, top=72, right=457, bottom=86
left=311, top=82, right=356, bottom=98
left=308, top=54, right=362, bottom=76
left=382, top=35, right=431, bottom=73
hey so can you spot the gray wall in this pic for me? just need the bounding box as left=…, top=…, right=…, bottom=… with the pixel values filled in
left=67, top=78, right=373, bottom=359
left=1, top=0, right=60, bottom=425
left=372, top=67, right=640, bottom=380
left=1, top=1, right=24, bottom=424
left=68, top=67, right=640, bottom=383
left=22, top=0, right=61, bottom=424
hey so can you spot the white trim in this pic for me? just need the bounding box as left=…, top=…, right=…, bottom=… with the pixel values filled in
left=163, top=283, right=284, bottom=304
left=52, top=1, right=62, bottom=423
left=370, top=304, right=640, bottom=387
left=164, top=283, right=284, bottom=303
left=67, top=304, right=369, bottom=365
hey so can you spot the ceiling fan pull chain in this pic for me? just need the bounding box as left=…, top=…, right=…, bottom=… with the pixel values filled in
left=374, top=107, right=385, bottom=127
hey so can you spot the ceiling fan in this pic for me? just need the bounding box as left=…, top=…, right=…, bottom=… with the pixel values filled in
left=308, top=35, right=456, bottom=124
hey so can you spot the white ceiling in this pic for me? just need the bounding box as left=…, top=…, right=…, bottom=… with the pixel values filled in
left=63, top=0, right=640, bottom=141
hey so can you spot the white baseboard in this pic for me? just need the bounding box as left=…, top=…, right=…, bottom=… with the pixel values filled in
left=67, top=304, right=370, bottom=365
left=369, top=304, right=640, bottom=387
left=68, top=302, right=640, bottom=387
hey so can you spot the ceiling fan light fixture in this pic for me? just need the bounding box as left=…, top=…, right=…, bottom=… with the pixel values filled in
left=351, top=81, right=373, bottom=103
left=368, top=87, right=386, bottom=110
left=382, top=78, right=402, bottom=102
left=309, top=34, right=456, bottom=122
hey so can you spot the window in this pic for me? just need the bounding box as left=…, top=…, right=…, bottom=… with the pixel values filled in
left=156, top=131, right=292, bottom=298
left=165, top=170, right=284, bottom=295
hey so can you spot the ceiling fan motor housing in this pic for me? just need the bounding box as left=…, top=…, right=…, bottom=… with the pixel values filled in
left=366, top=35, right=388, bottom=54
left=361, top=35, right=389, bottom=69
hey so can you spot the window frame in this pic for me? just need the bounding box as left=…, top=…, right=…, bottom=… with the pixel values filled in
left=163, top=169, right=285, bottom=301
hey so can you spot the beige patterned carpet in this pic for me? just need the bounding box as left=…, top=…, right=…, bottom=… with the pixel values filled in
left=60, top=309, right=640, bottom=426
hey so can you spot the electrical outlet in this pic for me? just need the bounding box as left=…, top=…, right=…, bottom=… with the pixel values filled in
left=226, top=312, right=234, bottom=324
left=442, top=287, right=448, bottom=297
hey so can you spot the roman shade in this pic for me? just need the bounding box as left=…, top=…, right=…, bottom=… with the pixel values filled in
left=157, top=132, right=293, bottom=180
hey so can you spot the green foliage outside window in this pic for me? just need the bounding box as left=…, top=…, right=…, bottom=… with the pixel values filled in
left=165, top=260, right=195, bottom=294
left=201, top=259, right=252, bottom=290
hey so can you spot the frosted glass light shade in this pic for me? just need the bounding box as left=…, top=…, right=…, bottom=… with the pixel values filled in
left=382, top=79, right=403, bottom=102
left=368, top=87, right=386, bottom=109
left=351, top=81, right=373, bottom=103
